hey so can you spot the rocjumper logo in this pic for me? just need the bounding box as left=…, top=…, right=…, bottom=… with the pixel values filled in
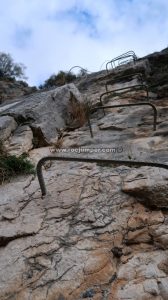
left=54, top=147, right=123, bottom=154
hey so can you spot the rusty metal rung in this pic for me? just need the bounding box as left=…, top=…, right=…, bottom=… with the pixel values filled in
left=118, top=59, right=133, bottom=66
left=100, top=84, right=149, bottom=104
left=106, top=51, right=137, bottom=72
left=105, top=72, right=145, bottom=92
left=36, top=156, right=168, bottom=196
left=109, top=51, right=137, bottom=61
left=65, top=66, right=89, bottom=84
left=88, top=102, right=157, bottom=138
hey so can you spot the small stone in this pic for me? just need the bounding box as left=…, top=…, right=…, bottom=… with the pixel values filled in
left=111, top=247, right=123, bottom=258
left=143, top=279, right=159, bottom=296
left=58, top=294, right=66, bottom=300
left=82, top=289, right=95, bottom=298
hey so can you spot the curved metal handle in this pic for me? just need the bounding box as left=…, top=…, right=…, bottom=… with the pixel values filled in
left=36, top=156, right=168, bottom=196
left=106, top=51, right=137, bottom=72
left=68, top=66, right=88, bottom=75
left=88, top=102, right=157, bottom=138
left=105, top=72, right=144, bottom=92
left=100, top=84, right=149, bottom=105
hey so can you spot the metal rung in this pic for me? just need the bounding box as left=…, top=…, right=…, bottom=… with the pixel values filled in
left=118, top=59, right=133, bottom=66
left=65, top=66, right=90, bottom=84
left=109, top=51, right=137, bottom=62
left=100, top=84, right=149, bottom=104
left=88, top=103, right=157, bottom=138
left=106, top=51, right=137, bottom=72
left=36, top=156, right=168, bottom=196
left=105, top=72, right=145, bottom=92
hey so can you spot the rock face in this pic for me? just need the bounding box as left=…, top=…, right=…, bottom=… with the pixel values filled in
left=0, top=48, right=168, bottom=299
left=1, top=160, right=168, bottom=300
left=0, top=115, right=17, bottom=141
left=145, top=47, right=168, bottom=98
left=4, top=125, right=33, bottom=156
left=0, top=83, right=85, bottom=150
left=0, top=78, right=37, bottom=104
left=122, top=167, right=168, bottom=208
left=76, top=47, right=168, bottom=105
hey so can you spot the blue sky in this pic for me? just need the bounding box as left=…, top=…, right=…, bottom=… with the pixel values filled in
left=0, top=0, right=168, bottom=86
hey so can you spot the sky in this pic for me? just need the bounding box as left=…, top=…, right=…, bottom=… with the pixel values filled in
left=0, top=0, right=168, bottom=86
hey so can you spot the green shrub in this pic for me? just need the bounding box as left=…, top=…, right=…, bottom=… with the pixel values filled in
left=39, top=70, right=76, bottom=89
left=0, top=142, right=35, bottom=184
left=0, top=52, right=27, bottom=80
left=65, top=71, right=77, bottom=83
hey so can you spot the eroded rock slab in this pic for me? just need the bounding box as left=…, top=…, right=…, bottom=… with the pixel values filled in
left=4, top=125, right=33, bottom=156
left=122, top=167, right=168, bottom=208
left=0, top=115, right=17, bottom=141
left=1, top=84, right=84, bottom=146
left=0, top=160, right=168, bottom=299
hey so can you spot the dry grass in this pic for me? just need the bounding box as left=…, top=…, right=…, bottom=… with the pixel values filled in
left=68, top=92, right=89, bottom=128
left=50, top=94, right=90, bottom=154
left=50, top=137, right=64, bottom=153
left=49, top=127, right=65, bottom=153
left=54, top=137, right=64, bottom=149
left=0, top=140, right=6, bottom=156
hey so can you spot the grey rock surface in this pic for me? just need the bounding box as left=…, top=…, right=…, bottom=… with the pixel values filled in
left=0, top=78, right=36, bottom=103
left=1, top=83, right=84, bottom=146
left=122, top=167, right=168, bottom=208
left=0, top=115, right=17, bottom=141
left=4, top=125, right=33, bottom=156
left=0, top=47, right=168, bottom=300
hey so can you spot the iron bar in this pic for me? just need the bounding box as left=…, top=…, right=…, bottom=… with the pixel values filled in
left=110, top=55, right=135, bottom=70
left=100, top=84, right=149, bottom=106
left=105, top=72, right=144, bottom=92
left=68, top=66, right=88, bottom=75
left=87, top=111, right=94, bottom=138
left=88, top=103, right=157, bottom=138
left=108, top=51, right=137, bottom=63
left=118, top=59, right=134, bottom=66
left=65, top=66, right=89, bottom=84
left=36, top=156, right=168, bottom=196
left=60, top=66, right=90, bottom=85
left=106, top=51, right=137, bottom=72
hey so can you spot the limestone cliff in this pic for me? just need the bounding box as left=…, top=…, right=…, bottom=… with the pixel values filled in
left=0, top=48, right=168, bottom=300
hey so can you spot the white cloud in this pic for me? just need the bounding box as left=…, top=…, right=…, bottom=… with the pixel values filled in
left=0, top=0, right=168, bottom=85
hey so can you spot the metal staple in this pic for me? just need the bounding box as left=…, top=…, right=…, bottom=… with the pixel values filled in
left=100, top=84, right=149, bottom=105
left=87, top=103, right=157, bottom=138
left=106, top=51, right=137, bottom=72
left=36, top=156, right=168, bottom=196
left=105, top=72, right=144, bottom=92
